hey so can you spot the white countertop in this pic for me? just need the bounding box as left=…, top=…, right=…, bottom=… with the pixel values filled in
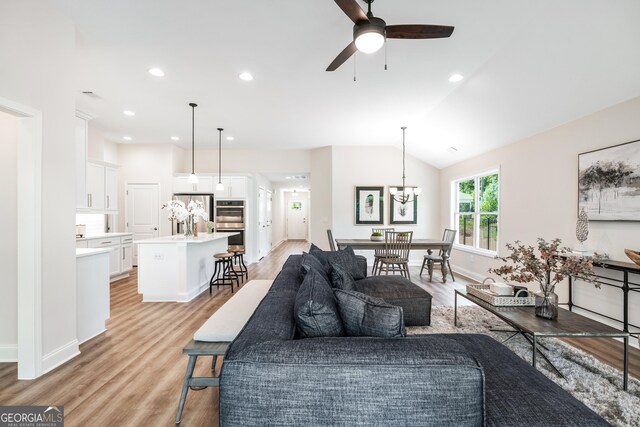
left=76, top=232, right=133, bottom=241
left=76, top=248, right=112, bottom=258
left=135, top=232, right=239, bottom=245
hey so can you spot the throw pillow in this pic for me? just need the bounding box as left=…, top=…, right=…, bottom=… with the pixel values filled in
left=300, top=252, right=330, bottom=284
left=334, top=289, right=405, bottom=338
left=294, top=269, right=345, bottom=338
left=329, top=262, right=357, bottom=291
left=309, top=243, right=365, bottom=280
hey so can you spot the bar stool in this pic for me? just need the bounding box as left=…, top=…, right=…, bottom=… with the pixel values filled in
left=229, top=246, right=248, bottom=282
left=210, top=252, right=239, bottom=293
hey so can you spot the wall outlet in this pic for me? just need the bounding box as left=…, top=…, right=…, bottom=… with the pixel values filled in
left=154, top=253, right=164, bottom=260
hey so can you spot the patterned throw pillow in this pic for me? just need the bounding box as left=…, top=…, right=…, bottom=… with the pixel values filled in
left=309, top=243, right=364, bottom=280
left=334, top=289, right=405, bottom=338
left=294, top=269, right=345, bottom=338
left=300, top=252, right=330, bottom=284
left=329, top=262, right=357, bottom=291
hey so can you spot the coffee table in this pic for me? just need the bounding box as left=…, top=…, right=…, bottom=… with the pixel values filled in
left=454, top=289, right=630, bottom=391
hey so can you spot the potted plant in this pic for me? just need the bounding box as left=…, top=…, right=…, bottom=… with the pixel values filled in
left=489, top=238, right=599, bottom=319
left=370, top=231, right=384, bottom=241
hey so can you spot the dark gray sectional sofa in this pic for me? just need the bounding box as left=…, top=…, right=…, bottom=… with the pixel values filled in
left=219, top=255, right=607, bottom=426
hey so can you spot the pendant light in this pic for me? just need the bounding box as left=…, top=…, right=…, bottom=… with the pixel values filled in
left=188, top=103, right=198, bottom=184
left=390, top=126, right=421, bottom=204
left=216, top=128, right=224, bottom=192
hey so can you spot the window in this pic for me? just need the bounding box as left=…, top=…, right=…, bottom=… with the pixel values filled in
left=453, top=171, right=499, bottom=252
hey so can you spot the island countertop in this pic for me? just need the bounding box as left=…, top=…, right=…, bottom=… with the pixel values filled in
left=134, top=232, right=239, bottom=245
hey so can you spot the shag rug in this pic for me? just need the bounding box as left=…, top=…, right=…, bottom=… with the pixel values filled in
left=407, top=305, right=640, bottom=427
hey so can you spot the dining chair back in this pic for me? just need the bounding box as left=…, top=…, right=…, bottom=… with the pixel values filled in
left=376, top=231, right=413, bottom=279
left=442, top=228, right=457, bottom=257
left=420, top=228, right=457, bottom=282
left=371, top=227, right=395, bottom=274
left=326, top=229, right=336, bottom=251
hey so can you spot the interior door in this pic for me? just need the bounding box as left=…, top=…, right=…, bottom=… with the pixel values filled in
left=287, top=194, right=308, bottom=240
left=266, top=190, right=273, bottom=251
left=257, top=187, right=267, bottom=259
left=126, top=183, right=160, bottom=265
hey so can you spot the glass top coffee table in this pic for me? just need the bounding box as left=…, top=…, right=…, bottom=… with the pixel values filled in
left=454, top=288, right=630, bottom=391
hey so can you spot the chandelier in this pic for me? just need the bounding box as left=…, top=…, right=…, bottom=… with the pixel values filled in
left=389, top=126, right=421, bottom=204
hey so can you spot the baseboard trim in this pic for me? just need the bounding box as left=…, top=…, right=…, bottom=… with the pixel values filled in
left=0, top=344, right=18, bottom=362
left=41, top=339, right=80, bottom=375
left=449, top=264, right=486, bottom=283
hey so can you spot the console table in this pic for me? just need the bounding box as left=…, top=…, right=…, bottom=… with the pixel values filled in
left=566, top=259, right=640, bottom=341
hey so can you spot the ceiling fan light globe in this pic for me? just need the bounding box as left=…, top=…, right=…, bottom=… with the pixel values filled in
left=355, top=32, right=384, bottom=54
left=188, top=173, right=198, bottom=184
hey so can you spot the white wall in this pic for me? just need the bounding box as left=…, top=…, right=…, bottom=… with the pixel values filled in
left=0, top=111, right=18, bottom=360
left=331, top=146, right=440, bottom=264
left=310, top=147, right=333, bottom=249
left=0, top=2, right=78, bottom=366
left=187, top=148, right=311, bottom=174
left=439, top=95, right=640, bottom=332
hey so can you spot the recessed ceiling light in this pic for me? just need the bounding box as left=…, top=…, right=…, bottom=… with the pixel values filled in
left=148, top=68, right=165, bottom=77
left=171, top=136, right=180, bottom=141
left=226, top=136, right=234, bottom=141
left=239, top=72, right=254, bottom=81
left=448, top=73, right=464, bottom=83
left=448, top=146, right=459, bottom=152
left=286, top=176, right=292, bottom=179
left=123, top=136, right=132, bottom=141
left=123, top=110, right=135, bottom=116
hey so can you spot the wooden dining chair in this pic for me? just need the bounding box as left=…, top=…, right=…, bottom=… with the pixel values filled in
left=377, top=231, right=413, bottom=279
left=326, top=229, right=336, bottom=251
left=420, top=229, right=457, bottom=282
left=371, top=227, right=395, bottom=275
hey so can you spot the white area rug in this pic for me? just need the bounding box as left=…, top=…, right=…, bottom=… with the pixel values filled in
left=407, top=305, right=640, bottom=427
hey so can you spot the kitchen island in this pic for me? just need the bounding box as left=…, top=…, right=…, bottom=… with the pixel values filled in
left=135, top=232, right=238, bottom=302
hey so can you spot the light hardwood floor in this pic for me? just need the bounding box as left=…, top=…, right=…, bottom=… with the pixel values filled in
left=0, top=240, right=637, bottom=427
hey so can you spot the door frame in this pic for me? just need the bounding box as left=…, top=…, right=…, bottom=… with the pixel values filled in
left=124, top=182, right=161, bottom=265
left=1, top=96, right=44, bottom=379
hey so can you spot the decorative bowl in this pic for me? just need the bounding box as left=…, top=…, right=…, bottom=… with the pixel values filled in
left=370, top=235, right=384, bottom=241
left=624, top=249, right=640, bottom=266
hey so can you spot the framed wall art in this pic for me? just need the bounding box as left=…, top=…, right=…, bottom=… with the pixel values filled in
left=578, top=139, right=640, bottom=221
left=389, top=189, right=418, bottom=225
left=355, top=186, right=384, bottom=225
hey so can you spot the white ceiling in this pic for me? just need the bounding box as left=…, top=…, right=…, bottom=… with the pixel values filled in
left=50, top=0, right=640, bottom=168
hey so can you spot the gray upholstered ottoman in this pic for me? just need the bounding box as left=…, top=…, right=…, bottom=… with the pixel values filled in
left=355, top=275, right=432, bottom=326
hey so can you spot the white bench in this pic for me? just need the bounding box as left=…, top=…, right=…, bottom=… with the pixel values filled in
left=176, top=280, right=273, bottom=424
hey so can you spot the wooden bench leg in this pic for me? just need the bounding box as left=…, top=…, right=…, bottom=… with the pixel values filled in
left=176, top=355, right=198, bottom=424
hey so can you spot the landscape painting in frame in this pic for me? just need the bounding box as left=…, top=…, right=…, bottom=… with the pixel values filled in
left=578, top=139, right=640, bottom=221
left=355, top=186, right=384, bottom=225
left=389, top=189, right=418, bottom=225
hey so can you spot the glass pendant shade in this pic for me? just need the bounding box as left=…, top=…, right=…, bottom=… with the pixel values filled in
left=216, top=182, right=224, bottom=192
left=355, top=32, right=384, bottom=54
left=414, top=187, right=422, bottom=195
left=389, top=187, right=398, bottom=195
left=188, top=173, right=198, bottom=184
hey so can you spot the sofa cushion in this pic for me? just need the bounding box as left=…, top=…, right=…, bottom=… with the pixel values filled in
left=356, top=275, right=432, bottom=326
left=334, top=289, right=405, bottom=338
left=294, top=269, right=345, bottom=338
left=310, top=243, right=364, bottom=280
left=300, top=252, right=331, bottom=284
left=329, top=262, right=357, bottom=291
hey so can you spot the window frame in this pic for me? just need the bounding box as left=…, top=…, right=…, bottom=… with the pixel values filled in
left=451, top=169, right=500, bottom=256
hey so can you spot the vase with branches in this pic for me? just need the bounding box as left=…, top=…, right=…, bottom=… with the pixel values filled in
left=489, top=238, right=599, bottom=319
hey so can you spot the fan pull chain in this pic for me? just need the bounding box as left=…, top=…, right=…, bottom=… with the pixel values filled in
left=353, top=53, right=357, bottom=82
left=384, top=37, right=388, bottom=70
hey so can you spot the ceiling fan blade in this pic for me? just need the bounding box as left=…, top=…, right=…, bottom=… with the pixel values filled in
left=326, top=42, right=358, bottom=71
left=385, top=24, right=455, bottom=39
left=334, top=0, right=369, bottom=24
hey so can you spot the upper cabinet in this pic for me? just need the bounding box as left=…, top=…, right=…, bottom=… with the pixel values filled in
left=85, top=162, right=119, bottom=213
left=214, top=176, right=247, bottom=199
left=173, top=175, right=214, bottom=194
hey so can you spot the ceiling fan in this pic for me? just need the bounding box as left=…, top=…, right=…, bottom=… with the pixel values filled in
left=326, top=0, right=455, bottom=71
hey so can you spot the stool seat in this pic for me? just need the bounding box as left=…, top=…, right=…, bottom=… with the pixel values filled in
left=214, top=252, right=233, bottom=259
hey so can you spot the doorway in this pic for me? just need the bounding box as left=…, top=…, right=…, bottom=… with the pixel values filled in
left=286, top=191, right=308, bottom=240
left=125, top=183, right=160, bottom=265
left=0, top=96, right=43, bottom=379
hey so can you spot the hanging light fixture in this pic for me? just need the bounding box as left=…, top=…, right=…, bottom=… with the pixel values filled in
left=216, top=128, right=224, bottom=192
left=188, top=103, right=198, bottom=184
left=389, top=126, right=421, bottom=204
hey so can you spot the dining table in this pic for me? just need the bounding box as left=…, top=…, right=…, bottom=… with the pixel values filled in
left=335, top=238, right=452, bottom=282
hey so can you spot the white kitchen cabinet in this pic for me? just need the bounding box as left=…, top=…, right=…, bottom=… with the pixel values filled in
left=214, top=176, right=247, bottom=199
left=84, top=234, right=133, bottom=281
left=105, top=166, right=118, bottom=212
left=75, top=115, right=88, bottom=209
left=86, top=162, right=106, bottom=211
left=76, top=248, right=110, bottom=344
left=121, top=243, right=133, bottom=272
left=173, top=175, right=214, bottom=194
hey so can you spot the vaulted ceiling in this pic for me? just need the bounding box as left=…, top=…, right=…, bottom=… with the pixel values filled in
left=50, top=0, right=640, bottom=168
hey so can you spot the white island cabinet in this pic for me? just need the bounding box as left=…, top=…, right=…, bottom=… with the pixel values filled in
left=136, top=232, right=238, bottom=302
left=76, top=248, right=111, bottom=344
